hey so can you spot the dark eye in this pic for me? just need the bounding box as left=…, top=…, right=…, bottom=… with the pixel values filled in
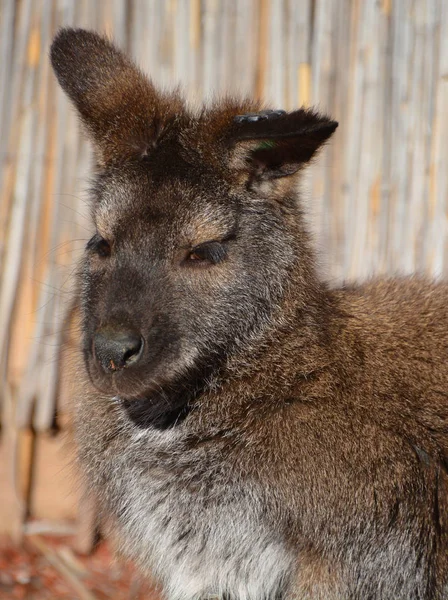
left=87, top=234, right=111, bottom=258
left=186, top=241, right=227, bottom=266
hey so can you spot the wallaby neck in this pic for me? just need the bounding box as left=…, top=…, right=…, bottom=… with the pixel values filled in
left=216, top=256, right=337, bottom=401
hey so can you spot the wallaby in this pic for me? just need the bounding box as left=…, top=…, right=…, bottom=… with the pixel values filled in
left=51, top=28, right=448, bottom=600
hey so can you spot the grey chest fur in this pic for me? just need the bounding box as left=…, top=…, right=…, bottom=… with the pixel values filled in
left=88, top=418, right=293, bottom=600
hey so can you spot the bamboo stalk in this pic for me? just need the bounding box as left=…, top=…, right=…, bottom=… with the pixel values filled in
left=255, top=0, right=269, bottom=101
left=0, top=0, right=37, bottom=412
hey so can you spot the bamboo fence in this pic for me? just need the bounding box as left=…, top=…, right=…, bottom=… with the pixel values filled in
left=0, top=0, right=447, bottom=541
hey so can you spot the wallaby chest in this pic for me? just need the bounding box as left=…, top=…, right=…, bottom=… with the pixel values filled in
left=94, top=421, right=294, bottom=600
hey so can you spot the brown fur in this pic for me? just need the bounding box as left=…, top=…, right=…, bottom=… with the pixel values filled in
left=51, top=29, right=448, bottom=599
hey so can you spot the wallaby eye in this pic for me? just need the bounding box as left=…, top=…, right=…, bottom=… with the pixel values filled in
left=87, top=234, right=111, bottom=258
left=186, top=241, right=227, bottom=266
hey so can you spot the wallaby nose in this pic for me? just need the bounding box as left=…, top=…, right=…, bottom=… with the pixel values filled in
left=93, top=327, right=144, bottom=372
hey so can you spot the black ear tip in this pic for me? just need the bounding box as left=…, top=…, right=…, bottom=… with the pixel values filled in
left=329, top=120, right=339, bottom=132
left=309, top=117, right=338, bottom=138
left=317, top=118, right=338, bottom=136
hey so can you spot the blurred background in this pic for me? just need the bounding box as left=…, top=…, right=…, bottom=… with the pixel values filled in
left=0, top=0, right=447, bottom=597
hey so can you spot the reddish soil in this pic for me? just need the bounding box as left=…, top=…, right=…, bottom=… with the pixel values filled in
left=0, top=535, right=160, bottom=600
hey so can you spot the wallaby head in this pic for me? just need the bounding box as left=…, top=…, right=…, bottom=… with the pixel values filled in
left=51, top=29, right=337, bottom=424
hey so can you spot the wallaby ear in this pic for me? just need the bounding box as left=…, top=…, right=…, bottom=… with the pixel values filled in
left=50, top=28, right=183, bottom=165
left=228, top=108, right=338, bottom=188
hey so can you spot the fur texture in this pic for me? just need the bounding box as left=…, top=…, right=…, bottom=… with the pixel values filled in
left=51, top=29, right=448, bottom=599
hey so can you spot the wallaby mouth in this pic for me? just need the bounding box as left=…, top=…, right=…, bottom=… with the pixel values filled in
left=120, top=394, right=192, bottom=430
left=101, top=345, right=218, bottom=430
left=85, top=353, right=176, bottom=405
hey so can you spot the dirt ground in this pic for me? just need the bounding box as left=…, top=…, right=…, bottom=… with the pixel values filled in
left=0, top=534, right=160, bottom=600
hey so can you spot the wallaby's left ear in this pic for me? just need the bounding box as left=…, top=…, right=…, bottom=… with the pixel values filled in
left=228, top=108, right=338, bottom=185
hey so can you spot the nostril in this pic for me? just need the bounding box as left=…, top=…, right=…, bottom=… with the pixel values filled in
left=93, top=328, right=144, bottom=372
left=122, top=335, right=143, bottom=365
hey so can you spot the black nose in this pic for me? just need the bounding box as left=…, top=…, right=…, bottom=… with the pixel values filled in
left=93, top=327, right=144, bottom=372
